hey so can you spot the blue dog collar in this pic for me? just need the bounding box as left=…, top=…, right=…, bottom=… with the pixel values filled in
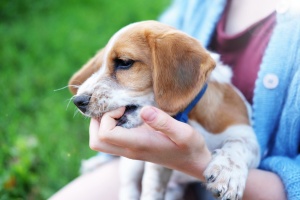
left=174, top=83, right=208, bottom=123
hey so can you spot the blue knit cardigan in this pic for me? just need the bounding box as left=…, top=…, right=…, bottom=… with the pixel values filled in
left=159, top=0, right=300, bottom=199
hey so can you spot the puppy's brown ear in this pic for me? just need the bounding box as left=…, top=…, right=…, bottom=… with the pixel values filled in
left=68, top=49, right=104, bottom=95
left=149, top=30, right=215, bottom=114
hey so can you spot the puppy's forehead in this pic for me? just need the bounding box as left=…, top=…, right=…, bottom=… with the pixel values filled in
left=109, top=21, right=157, bottom=42
left=106, top=22, right=144, bottom=52
left=105, top=21, right=171, bottom=56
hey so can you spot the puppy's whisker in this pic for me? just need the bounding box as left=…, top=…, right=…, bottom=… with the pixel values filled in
left=54, top=85, right=71, bottom=92
left=55, top=84, right=80, bottom=92
left=69, top=84, right=80, bottom=89
left=73, top=109, right=79, bottom=118
left=66, top=96, right=76, bottom=110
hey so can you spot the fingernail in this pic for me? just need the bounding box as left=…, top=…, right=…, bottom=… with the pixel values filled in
left=141, top=106, right=157, bottom=122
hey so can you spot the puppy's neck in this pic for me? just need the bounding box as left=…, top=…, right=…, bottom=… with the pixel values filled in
left=174, top=83, right=208, bottom=123
left=189, top=81, right=250, bottom=134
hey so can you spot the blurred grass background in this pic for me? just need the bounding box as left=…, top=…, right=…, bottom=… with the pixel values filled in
left=0, top=0, right=170, bottom=199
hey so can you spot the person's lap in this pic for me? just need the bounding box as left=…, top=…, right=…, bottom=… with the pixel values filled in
left=49, top=158, right=215, bottom=200
left=49, top=159, right=120, bottom=200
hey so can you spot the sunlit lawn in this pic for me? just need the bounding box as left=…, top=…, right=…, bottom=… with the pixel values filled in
left=0, top=0, right=170, bottom=199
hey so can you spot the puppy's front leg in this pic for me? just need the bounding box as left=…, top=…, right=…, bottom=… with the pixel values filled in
left=141, top=162, right=172, bottom=200
left=204, top=125, right=260, bottom=200
left=119, top=157, right=144, bottom=200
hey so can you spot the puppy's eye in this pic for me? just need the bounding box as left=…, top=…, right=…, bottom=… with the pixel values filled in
left=114, top=59, right=134, bottom=70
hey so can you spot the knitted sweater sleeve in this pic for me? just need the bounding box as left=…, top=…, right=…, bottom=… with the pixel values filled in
left=158, top=0, right=226, bottom=47
left=258, top=50, right=300, bottom=200
left=259, top=67, right=300, bottom=200
left=158, top=0, right=187, bottom=29
left=261, top=156, right=300, bottom=200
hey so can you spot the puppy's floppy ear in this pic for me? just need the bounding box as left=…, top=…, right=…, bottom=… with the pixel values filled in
left=68, top=49, right=104, bottom=95
left=149, top=30, right=215, bottom=114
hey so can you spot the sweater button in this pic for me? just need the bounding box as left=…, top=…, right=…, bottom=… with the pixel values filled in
left=263, top=74, right=279, bottom=89
left=276, top=0, right=290, bottom=13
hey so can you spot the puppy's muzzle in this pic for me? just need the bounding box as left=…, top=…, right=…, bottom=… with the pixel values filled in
left=73, top=95, right=90, bottom=113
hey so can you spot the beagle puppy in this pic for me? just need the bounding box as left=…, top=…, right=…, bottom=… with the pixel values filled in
left=69, top=21, right=260, bottom=200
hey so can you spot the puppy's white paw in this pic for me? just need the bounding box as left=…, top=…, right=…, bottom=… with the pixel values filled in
left=203, top=150, right=248, bottom=200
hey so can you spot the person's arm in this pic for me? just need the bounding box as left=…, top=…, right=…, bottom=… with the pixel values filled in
left=243, top=169, right=286, bottom=200
left=89, top=106, right=287, bottom=199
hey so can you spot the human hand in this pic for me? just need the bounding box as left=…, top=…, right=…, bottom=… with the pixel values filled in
left=89, top=106, right=212, bottom=181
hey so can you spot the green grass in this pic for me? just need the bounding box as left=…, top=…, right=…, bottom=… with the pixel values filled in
left=0, top=0, right=170, bottom=199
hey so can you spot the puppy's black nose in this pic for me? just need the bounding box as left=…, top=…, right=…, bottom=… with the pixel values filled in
left=73, top=95, right=91, bottom=113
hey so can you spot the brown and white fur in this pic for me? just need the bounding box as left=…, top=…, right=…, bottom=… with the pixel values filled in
left=69, top=21, right=260, bottom=200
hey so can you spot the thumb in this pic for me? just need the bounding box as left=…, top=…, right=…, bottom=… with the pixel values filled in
left=141, top=106, right=193, bottom=144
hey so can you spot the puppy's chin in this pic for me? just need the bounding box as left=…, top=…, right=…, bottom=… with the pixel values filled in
left=116, top=106, right=143, bottom=128
left=78, top=105, right=143, bottom=128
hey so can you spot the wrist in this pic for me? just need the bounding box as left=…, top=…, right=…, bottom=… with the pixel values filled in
left=196, top=148, right=212, bottom=182
left=183, top=147, right=212, bottom=182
